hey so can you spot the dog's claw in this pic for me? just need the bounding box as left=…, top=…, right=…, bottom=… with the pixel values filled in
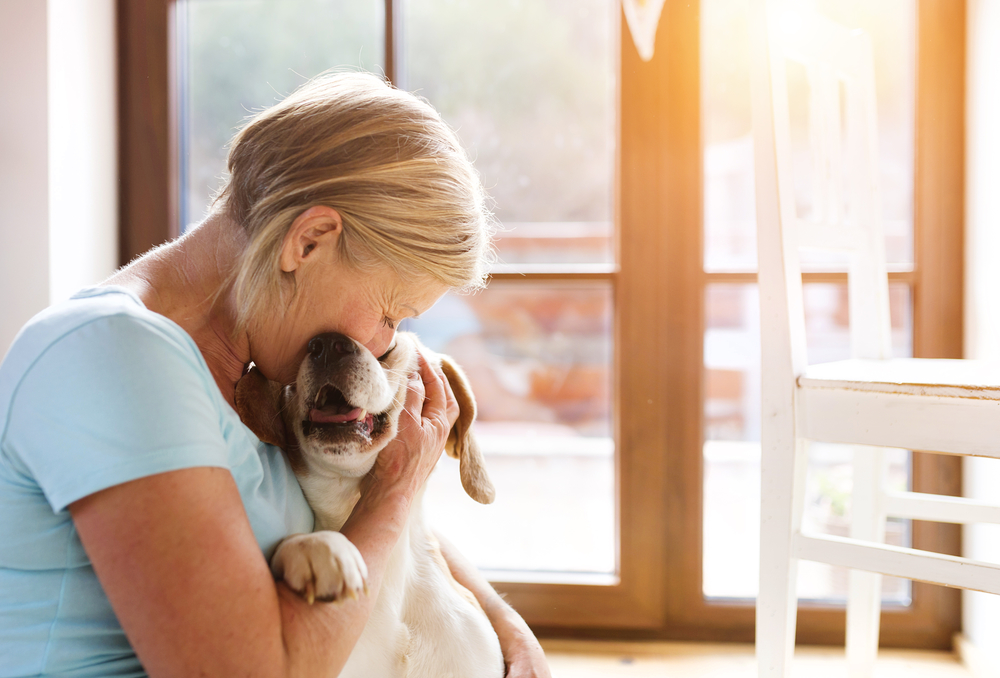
left=271, top=532, right=368, bottom=607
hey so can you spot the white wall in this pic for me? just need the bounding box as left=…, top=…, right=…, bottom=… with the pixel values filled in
left=963, top=0, right=1000, bottom=672
left=0, top=0, right=51, bottom=357
left=0, top=0, right=118, bottom=359
left=47, top=0, right=118, bottom=304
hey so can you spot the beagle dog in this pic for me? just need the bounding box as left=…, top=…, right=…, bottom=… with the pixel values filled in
left=234, top=331, right=503, bottom=678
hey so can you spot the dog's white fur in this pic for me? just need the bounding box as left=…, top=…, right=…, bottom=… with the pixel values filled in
left=236, top=332, right=503, bottom=678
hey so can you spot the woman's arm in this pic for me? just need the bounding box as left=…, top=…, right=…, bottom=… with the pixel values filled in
left=70, top=353, right=455, bottom=678
left=436, top=533, right=551, bottom=678
left=72, top=466, right=372, bottom=678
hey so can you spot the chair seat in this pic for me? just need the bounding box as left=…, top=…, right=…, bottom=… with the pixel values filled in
left=796, top=358, right=1000, bottom=457
left=799, top=358, right=1000, bottom=400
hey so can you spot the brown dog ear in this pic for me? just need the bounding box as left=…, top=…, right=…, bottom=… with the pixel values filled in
left=440, top=355, right=495, bottom=505
left=234, top=366, right=287, bottom=449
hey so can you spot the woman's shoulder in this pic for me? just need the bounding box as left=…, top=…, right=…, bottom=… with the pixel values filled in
left=2, top=285, right=205, bottom=386
left=0, top=286, right=229, bottom=513
left=18, top=285, right=195, bottom=353
left=0, top=285, right=222, bottom=463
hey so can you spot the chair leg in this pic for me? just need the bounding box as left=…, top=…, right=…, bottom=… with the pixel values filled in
left=757, top=439, right=809, bottom=678
left=846, top=446, right=886, bottom=678
left=847, top=569, right=882, bottom=677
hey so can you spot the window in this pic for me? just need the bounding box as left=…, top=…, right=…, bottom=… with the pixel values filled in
left=118, top=0, right=965, bottom=644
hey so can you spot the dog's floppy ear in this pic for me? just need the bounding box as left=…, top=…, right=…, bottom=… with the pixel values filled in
left=440, top=355, right=495, bottom=505
left=234, top=365, right=288, bottom=449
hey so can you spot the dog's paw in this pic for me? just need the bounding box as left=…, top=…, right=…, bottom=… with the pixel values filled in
left=270, top=531, right=369, bottom=604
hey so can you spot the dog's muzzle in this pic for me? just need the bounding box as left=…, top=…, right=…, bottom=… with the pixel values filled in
left=301, top=332, right=384, bottom=443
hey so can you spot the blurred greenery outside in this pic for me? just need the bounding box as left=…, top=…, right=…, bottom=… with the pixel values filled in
left=181, top=0, right=615, bottom=261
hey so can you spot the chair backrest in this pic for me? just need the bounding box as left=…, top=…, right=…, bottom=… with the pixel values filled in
left=751, top=0, right=893, bottom=382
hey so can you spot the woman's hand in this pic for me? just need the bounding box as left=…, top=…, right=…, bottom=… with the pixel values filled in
left=492, top=608, right=552, bottom=678
left=357, top=350, right=459, bottom=508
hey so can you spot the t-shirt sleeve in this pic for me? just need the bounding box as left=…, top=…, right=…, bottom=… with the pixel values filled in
left=3, top=314, right=231, bottom=512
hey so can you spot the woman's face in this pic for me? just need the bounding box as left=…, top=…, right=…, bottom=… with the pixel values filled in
left=251, top=256, right=449, bottom=386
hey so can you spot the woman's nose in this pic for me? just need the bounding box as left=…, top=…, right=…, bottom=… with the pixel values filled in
left=365, top=328, right=395, bottom=359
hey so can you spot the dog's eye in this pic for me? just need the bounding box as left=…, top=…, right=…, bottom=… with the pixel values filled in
left=378, top=344, right=396, bottom=362
left=382, top=317, right=397, bottom=331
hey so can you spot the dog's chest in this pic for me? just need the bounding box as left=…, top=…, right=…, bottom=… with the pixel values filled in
left=300, top=475, right=360, bottom=532
left=337, top=510, right=504, bottom=678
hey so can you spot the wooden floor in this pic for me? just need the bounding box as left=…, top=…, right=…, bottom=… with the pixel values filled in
left=541, top=640, right=973, bottom=678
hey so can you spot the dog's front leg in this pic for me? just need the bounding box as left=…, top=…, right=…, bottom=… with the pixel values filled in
left=271, top=532, right=369, bottom=604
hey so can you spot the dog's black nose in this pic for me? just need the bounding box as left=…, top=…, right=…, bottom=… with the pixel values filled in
left=308, top=333, right=357, bottom=365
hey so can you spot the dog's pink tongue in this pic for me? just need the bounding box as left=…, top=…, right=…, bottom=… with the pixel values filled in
left=309, top=407, right=363, bottom=424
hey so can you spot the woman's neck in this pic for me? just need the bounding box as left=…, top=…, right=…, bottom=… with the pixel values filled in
left=105, top=213, right=251, bottom=406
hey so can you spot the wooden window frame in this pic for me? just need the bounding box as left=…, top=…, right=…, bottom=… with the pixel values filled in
left=117, top=0, right=965, bottom=647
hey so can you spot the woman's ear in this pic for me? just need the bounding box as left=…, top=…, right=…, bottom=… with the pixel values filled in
left=279, top=205, right=344, bottom=273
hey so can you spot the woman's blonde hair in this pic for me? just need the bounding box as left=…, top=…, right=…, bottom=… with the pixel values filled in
left=216, top=71, right=493, bottom=334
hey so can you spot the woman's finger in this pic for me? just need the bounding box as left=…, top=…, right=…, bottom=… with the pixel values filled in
left=401, top=365, right=426, bottom=423
left=416, top=351, right=447, bottom=423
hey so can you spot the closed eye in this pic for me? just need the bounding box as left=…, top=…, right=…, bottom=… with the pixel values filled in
left=378, top=343, right=396, bottom=362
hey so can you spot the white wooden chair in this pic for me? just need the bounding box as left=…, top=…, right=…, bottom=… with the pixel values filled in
left=750, top=1, right=1000, bottom=676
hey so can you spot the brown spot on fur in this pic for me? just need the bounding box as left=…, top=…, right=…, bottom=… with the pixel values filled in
left=234, top=366, right=307, bottom=473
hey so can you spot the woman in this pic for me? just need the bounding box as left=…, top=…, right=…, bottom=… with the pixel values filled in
left=0, top=72, right=549, bottom=677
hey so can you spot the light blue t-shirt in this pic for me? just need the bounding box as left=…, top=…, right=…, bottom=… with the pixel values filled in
left=0, top=286, right=314, bottom=677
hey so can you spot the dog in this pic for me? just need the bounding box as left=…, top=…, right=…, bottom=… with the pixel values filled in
left=234, top=331, right=504, bottom=678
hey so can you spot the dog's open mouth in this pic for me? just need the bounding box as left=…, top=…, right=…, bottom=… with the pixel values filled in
left=302, top=384, right=379, bottom=441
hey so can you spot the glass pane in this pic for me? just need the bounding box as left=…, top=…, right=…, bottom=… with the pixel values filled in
left=702, top=0, right=916, bottom=272
left=178, top=0, right=384, bottom=230
left=405, top=283, right=615, bottom=576
left=404, top=0, right=617, bottom=267
left=702, top=282, right=912, bottom=601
